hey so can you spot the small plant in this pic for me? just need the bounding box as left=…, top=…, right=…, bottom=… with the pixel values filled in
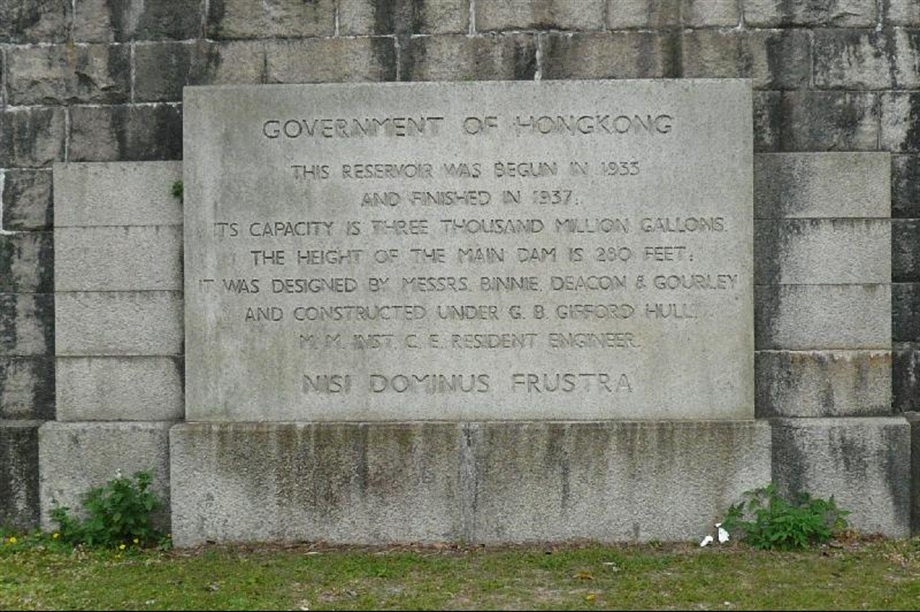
left=721, top=483, right=850, bottom=551
left=171, top=179, right=183, bottom=202
left=50, top=470, right=163, bottom=549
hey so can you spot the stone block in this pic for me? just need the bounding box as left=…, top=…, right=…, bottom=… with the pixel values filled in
left=1, top=169, right=53, bottom=231
left=754, top=91, right=879, bottom=152
left=894, top=219, right=920, bottom=282
left=893, top=154, right=920, bottom=218
left=206, top=0, right=335, bottom=39
left=338, top=0, right=468, bottom=35
left=607, top=0, right=739, bottom=28
left=0, top=108, right=66, bottom=168
left=0, top=0, right=71, bottom=43
left=881, top=92, right=920, bottom=153
left=755, top=284, right=891, bottom=350
left=73, top=0, right=203, bottom=42
left=0, top=293, right=54, bottom=357
left=400, top=34, right=536, bottom=81
left=170, top=422, right=463, bottom=546
left=754, top=219, right=890, bottom=285
left=744, top=0, right=876, bottom=27
left=754, top=153, right=890, bottom=219
left=893, top=348, right=920, bottom=413
left=755, top=350, right=891, bottom=418
left=476, top=0, right=605, bottom=31
left=55, top=291, right=182, bottom=356
left=53, top=161, right=181, bottom=227
left=771, top=417, right=910, bottom=537
left=68, top=104, right=183, bottom=162
left=0, top=420, right=42, bottom=530
left=264, top=38, right=397, bottom=83
left=38, top=421, right=171, bottom=532
left=54, top=226, right=181, bottom=291
left=894, top=283, right=920, bottom=342
left=56, top=356, right=182, bottom=422
left=0, top=357, right=54, bottom=420
left=0, top=232, right=54, bottom=293
left=814, top=29, right=920, bottom=90
left=542, top=32, right=678, bottom=80
left=681, top=29, right=810, bottom=90
left=884, top=0, right=920, bottom=25
left=6, top=43, right=130, bottom=105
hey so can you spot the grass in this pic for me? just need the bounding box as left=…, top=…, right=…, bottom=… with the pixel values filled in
left=1, top=532, right=919, bottom=610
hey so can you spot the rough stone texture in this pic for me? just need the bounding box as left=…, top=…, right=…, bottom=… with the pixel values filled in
left=338, top=0, right=468, bottom=35
left=0, top=0, right=72, bottom=43
left=885, top=0, right=920, bottom=25
left=0, top=293, right=54, bottom=356
left=170, top=420, right=771, bottom=546
left=754, top=219, right=890, bottom=285
left=73, top=0, right=203, bottom=42
left=5, top=44, right=131, bottom=105
left=38, top=421, right=172, bottom=531
left=68, top=104, right=183, bottom=162
left=607, top=0, right=739, bottom=28
left=56, top=356, right=183, bottom=421
left=814, top=28, right=920, bottom=90
left=755, top=284, right=891, bottom=350
left=755, top=350, right=892, bottom=417
left=894, top=219, right=920, bottom=282
left=881, top=92, right=920, bottom=153
left=0, top=108, right=66, bottom=168
left=906, top=411, right=920, bottom=534
left=55, top=291, right=183, bottom=356
left=476, top=0, right=605, bottom=31
left=263, top=38, right=397, bottom=83
left=1, top=169, right=53, bottom=231
left=772, top=417, right=910, bottom=537
left=754, top=91, right=879, bottom=152
left=754, top=153, right=891, bottom=219
left=0, top=357, right=54, bottom=420
left=542, top=32, right=678, bottom=79
left=54, top=226, right=181, bottom=291
left=893, top=154, right=920, bottom=218
left=745, top=0, right=877, bottom=27
left=894, top=282, right=920, bottom=342
left=0, top=420, right=42, bottom=530
left=894, top=348, right=920, bottom=413
left=681, top=29, right=811, bottom=90
left=206, top=0, right=335, bottom=39
left=0, top=232, right=54, bottom=293
left=401, top=34, right=537, bottom=81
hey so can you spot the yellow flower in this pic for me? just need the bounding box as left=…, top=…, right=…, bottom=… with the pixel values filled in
left=7, top=536, right=17, bottom=545
left=119, top=544, right=126, bottom=550
left=52, top=532, right=60, bottom=539
left=133, top=538, right=139, bottom=545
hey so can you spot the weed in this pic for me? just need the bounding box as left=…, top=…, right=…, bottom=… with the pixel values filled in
left=171, top=180, right=183, bottom=202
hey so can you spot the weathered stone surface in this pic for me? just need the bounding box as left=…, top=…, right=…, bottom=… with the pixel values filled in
left=754, top=153, right=891, bottom=218
left=401, top=34, right=536, bottom=81
left=38, top=421, right=171, bottom=531
left=893, top=348, right=920, bottom=413
left=0, top=420, right=42, bottom=530
left=894, top=282, right=920, bottom=342
left=755, top=284, right=891, bottom=350
left=0, top=108, right=66, bottom=168
left=814, top=29, right=920, bottom=90
left=56, top=356, right=183, bottom=421
left=6, top=44, right=131, bottom=105
left=754, top=91, right=879, bottom=151
left=206, top=0, right=335, bottom=39
left=542, top=32, right=678, bottom=79
left=476, top=0, right=605, bottom=30
left=681, top=29, right=811, bottom=90
left=0, top=293, right=54, bottom=356
left=893, top=154, right=920, bottom=218
left=53, top=161, right=182, bottom=227
left=68, top=104, right=182, bottom=162
left=894, top=219, right=920, bottom=282
left=607, top=0, right=739, bottom=27
left=754, top=219, right=890, bottom=285
left=73, top=0, right=202, bottom=42
left=881, top=92, right=920, bottom=153
left=1, top=169, right=53, bottom=231
left=338, top=0, right=468, bottom=35
left=0, top=232, right=54, bottom=293
left=755, top=350, right=891, bottom=417
left=772, top=417, right=910, bottom=537
left=264, top=38, right=397, bottom=83
left=745, top=0, right=876, bottom=27
left=0, top=0, right=71, bottom=43
left=54, top=226, right=181, bottom=291
left=170, top=420, right=770, bottom=546
left=55, top=291, right=182, bottom=356
left=884, top=0, right=920, bottom=25
left=0, top=357, right=53, bottom=420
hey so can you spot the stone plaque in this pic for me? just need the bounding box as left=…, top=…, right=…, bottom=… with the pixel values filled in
left=184, top=80, right=753, bottom=421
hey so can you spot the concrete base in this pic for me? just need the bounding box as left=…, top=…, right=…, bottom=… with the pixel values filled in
left=0, top=420, right=42, bottom=530
left=170, top=420, right=771, bottom=547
